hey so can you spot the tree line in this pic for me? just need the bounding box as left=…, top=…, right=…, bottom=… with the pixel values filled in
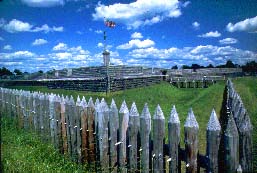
left=171, top=60, right=256, bottom=74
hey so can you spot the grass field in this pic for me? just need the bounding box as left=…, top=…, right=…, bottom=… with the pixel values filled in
left=2, top=77, right=256, bottom=171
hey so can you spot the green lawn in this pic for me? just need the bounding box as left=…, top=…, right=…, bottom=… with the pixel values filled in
left=232, top=77, right=257, bottom=170
left=3, top=77, right=256, bottom=171
left=1, top=117, right=90, bottom=172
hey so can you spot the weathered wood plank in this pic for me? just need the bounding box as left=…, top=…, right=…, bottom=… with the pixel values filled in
left=128, top=102, right=140, bottom=172
left=64, top=96, right=72, bottom=158
left=153, top=105, right=165, bottom=173
left=61, top=95, right=67, bottom=154
left=140, top=103, right=151, bottom=173
left=119, top=100, right=129, bottom=172
left=168, top=105, right=180, bottom=173
left=206, top=109, right=221, bottom=173
left=109, top=99, right=119, bottom=172
left=184, top=108, right=199, bottom=173
left=87, top=97, right=96, bottom=164
left=75, top=96, right=82, bottom=163
left=224, top=112, right=239, bottom=173
left=98, top=98, right=109, bottom=171
left=81, top=97, right=88, bottom=163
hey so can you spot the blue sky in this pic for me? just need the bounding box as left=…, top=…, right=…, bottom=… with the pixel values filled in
left=0, top=0, right=257, bottom=72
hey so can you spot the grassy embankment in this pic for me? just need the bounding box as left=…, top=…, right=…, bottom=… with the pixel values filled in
left=232, top=77, right=257, bottom=170
left=2, top=77, right=256, bottom=171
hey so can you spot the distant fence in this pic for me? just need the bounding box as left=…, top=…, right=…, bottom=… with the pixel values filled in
left=170, top=76, right=224, bottom=88
left=0, top=79, right=252, bottom=172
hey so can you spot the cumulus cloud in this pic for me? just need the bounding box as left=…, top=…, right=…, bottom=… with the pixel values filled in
left=219, top=38, right=238, bottom=45
left=128, top=45, right=257, bottom=67
left=3, top=45, right=12, bottom=50
left=92, top=0, right=182, bottom=29
left=20, top=0, right=65, bottom=7
left=0, top=19, right=63, bottom=33
left=117, top=39, right=155, bottom=49
left=198, top=31, right=221, bottom=38
left=53, top=43, right=68, bottom=51
left=226, top=16, right=257, bottom=33
left=192, top=21, right=200, bottom=29
left=32, top=39, right=48, bottom=46
left=131, top=32, right=143, bottom=39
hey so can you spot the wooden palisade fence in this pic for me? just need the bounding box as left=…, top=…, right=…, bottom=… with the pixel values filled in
left=0, top=79, right=252, bottom=173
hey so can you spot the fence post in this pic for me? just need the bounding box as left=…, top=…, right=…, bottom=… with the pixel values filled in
left=119, top=100, right=129, bottom=172
left=140, top=103, right=151, bottom=173
left=49, top=94, right=56, bottom=145
left=65, top=95, right=72, bottom=158
left=80, top=96, right=88, bottom=163
left=153, top=104, right=165, bottom=173
left=98, top=99, right=109, bottom=172
left=75, top=96, right=82, bottom=163
left=184, top=108, right=199, bottom=173
left=39, top=94, right=45, bottom=139
left=44, top=94, right=50, bottom=142
left=95, top=98, right=100, bottom=168
left=206, top=109, right=221, bottom=173
left=69, top=96, right=78, bottom=162
left=238, top=113, right=253, bottom=172
left=61, top=95, right=68, bottom=154
left=87, top=97, right=96, bottom=164
left=224, top=112, right=239, bottom=173
left=55, top=95, right=63, bottom=153
left=109, top=99, right=119, bottom=172
left=168, top=105, right=180, bottom=173
left=128, top=102, right=140, bottom=172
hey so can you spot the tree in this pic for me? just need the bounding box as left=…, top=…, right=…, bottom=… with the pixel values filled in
left=38, top=70, right=44, bottom=74
left=206, top=64, right=214, bottom=68
left=0, top=67, right=13, bottom=76
left=225, top=60, right=235, bottom=68
left=242, top=61, right=257, bottom=74
left=182, top=65, right=191, bottom=69
left=14, top=69, right=22, bottom=75
left=171, top=65, right=178, bottom=69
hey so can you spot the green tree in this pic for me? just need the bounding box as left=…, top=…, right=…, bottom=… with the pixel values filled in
left=14, top=69, right=23, bottom=75
left=0, top=67, right=13, bottom=76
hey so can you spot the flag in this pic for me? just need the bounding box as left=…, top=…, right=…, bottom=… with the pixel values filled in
left=104, top=18, right=116, bottom=28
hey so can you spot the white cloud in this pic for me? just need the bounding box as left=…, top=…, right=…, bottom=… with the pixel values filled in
left=53, top=43, right=68, bottom=51
left=131, top=32, right=143, bottom=39
left=0, top=36, right=4, bottom=41
left=0, top=19, right=63, bottom=33
left=198, top=31, right=221, bottom=38
left=21, top=0, right=64, bottom=7
left=2, top=19, right=32, bottom=33
left=226, top=16, right=257, bottom=33
left=32, top=39, right=48, bottom=46
left=55, top=52, right=72, bottom=60
left=182, top=1, right=191, bottom=7
left=192, top=21, right=200, bottom=29
left=117, top=39, right=155, bottom=49
left=3, top=45, right=12, bottom=50
left=127, top=45, right=257, bottom=67
left=95, top=30, right=103, bottom=34
left=93, top=0, right=182, bottom=29
left=14, top=51, right=35, bottom=57
left=219, top=38, right=238, bottom=45
left=98, top=42, right=104, bottom=48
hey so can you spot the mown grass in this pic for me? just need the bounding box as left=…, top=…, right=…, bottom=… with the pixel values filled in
left=1, top=116, right=90, bottom=172
left=232, top=77, right=257, bottom=170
